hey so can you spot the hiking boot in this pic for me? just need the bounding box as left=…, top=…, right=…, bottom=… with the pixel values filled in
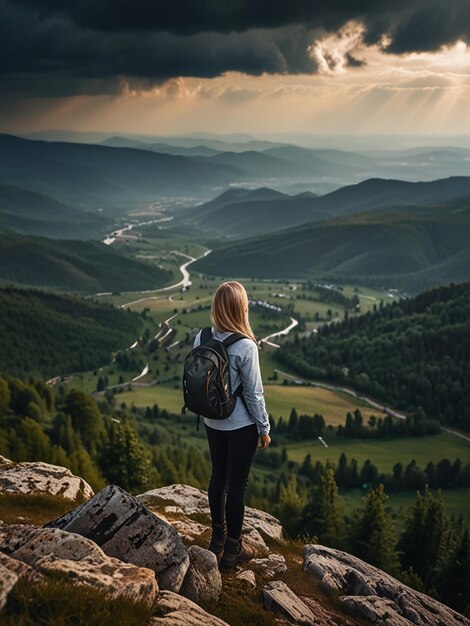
left=208, top=522, right=227, bottom=563
left=219, top=536, right=256, bottom=572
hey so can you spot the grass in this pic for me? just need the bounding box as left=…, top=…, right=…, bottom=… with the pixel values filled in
left=0, top=493, right=84, bottom=526
left=117, top=383, right=388, bottom=426
left=1, top=578, right=154, bottom=626
left=282, top=431, right=470, bottom=472
left=263, top=385, right=387, bottom=425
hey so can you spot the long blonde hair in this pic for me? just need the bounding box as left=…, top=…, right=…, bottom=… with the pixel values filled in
left=211, top=281, right=257, bottom=343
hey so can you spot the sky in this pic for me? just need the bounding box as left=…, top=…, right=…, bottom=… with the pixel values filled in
left=1, top=0, right=470, bottom=137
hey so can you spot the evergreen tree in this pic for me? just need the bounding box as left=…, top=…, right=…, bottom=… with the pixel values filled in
left=301, top=468, right=345, bottom=547
left=100, top=421, right=152, bottom=492
left=398, top=486, right=448, bottom=587
left=350, top=483, right=399, bottom=574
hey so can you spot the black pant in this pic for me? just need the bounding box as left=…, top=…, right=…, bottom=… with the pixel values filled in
left=204, top=422, right=259, bottom=539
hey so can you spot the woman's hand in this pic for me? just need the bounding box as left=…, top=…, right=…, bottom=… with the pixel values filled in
left=257, top=434, right=271, bottom=449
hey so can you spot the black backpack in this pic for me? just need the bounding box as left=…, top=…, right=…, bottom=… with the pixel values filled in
left=182, top=327, right=247, bottom=430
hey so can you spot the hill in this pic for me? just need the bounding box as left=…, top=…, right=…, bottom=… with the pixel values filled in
left=183, top=176, right=470, bottom=239
left=182, top=187, right=324, bottom=237
left=0, top=287, right=143, bottom=377
left=0, top=134, right=242, bottom=210
left=0, top=233, right=172, bottom=293
left=0, top=183, right=109, bottom=239
left=276, top=280, right=470, bottom=431
left=192, top=197, right=470, bottom=291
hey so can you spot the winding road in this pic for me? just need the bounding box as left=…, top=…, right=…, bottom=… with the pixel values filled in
left=120, top=248, right=212, bottom=309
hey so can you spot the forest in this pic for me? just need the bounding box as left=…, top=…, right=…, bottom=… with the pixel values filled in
left=0, top=287, right=144, bottom=378
left=276, top=281, right=470, bottom=431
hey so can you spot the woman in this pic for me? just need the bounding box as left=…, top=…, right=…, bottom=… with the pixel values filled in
left=192, top=280, right=271, bottom=571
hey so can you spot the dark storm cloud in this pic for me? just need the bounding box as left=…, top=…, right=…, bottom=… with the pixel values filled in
left=388, top=0, right=470, bottom=53
left=1, top=0, right=469, bottom=97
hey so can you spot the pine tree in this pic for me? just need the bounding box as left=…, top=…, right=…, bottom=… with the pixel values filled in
left=100, top=421, right=152, bottom=492
left=350, top=483, right=399, bottom=574
left=301, top=468, right=345, bottom=547
left=398, top=486, right=448, bottom=587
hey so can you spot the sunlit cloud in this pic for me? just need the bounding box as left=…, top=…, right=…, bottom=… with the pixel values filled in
left=308, top=21, right=366, bottom=75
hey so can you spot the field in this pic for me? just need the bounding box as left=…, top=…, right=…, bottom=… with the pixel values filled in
left=116, top=382, right=388, bottom=425
left=282, top=431, right=470, bottom=472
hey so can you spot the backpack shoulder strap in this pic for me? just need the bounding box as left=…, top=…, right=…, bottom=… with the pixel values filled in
left=200, top=327, right=212, bottom=344
left=223, top=332, right=248, bottom=348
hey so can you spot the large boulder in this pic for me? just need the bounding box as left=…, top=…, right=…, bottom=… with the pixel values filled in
left=0, top=457, right=93, bottom=501
left=3, top=526, right=108, bottom=565
left=39, top=558, right=157, bottom=606
left=139, top=484, right=283, bottom=541
left=303, top=544, right=470, bottom=626
left=150, top=590, right=230, bottom=626
left=0, top=524, right=158, bottom=607
left=45, top=484, right=190, bottom=592
left=263, top=580, right=317, bottom=625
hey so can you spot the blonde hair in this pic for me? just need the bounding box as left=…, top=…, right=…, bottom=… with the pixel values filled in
left=211, top=281, right=257, bottom=343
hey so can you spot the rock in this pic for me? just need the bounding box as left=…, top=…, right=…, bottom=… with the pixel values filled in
left=8, top=527, right=106, bottom=566
left=139, top=484, right=283, bottom=541
left=39, top=557, right=158, bottom=606
left=179, top=545, right=222, bottom=603
left=0, top=523, right=158, bottom=606
left=339, top=596, right=415, bottom=626
left=263, top=580, right=317, bottom=625
left=0, top=459, right=94, bottom=501
left=300, top=596, right=353, bottom=626
left=241, top=527, right=269, bottom=556
left=0, top=523, right=44, bottom=554
left=250, top=553, right=287, bottom=578
left=161, top=514, right=208, bottom=542
left=45, top=484, right=190, bottom=592
left=150, top=590, right=230, bottom=626
left=0, top=551, right=45, bottom=584
left=0, top=562, right=18, bottom=611
left=303, top=544, right=470, bottom=626
left=236, top=569, right=256, bottom=588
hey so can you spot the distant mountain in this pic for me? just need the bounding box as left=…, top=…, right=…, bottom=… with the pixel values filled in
left=0, top=183, right=108, bottom=239
left=0, top=233, right=172, bottom=293
left=182, top=176, right=470, bottom=239
left=102, top=136, right=220, bottom=157
left=0, top=134, right=242, bottom=210
left=262, top=146, right=371, bottom=173
left=180, top=187, right=325, bottom=237
left=313, top=176, right=470, bottom=216
left=193, top=198, right=470, bottom=292
left=0, top=286, right=143, bottom=378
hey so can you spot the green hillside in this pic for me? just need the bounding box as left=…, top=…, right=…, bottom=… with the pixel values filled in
left=193, top=200, right=470, bottom=291
left=0, top=287, right=143, bottom=377
left=276, top=280, right=470, bottom=431
left=0, top=233, right=172, bottom=293
left=0, top=183, right=108, bottom=238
